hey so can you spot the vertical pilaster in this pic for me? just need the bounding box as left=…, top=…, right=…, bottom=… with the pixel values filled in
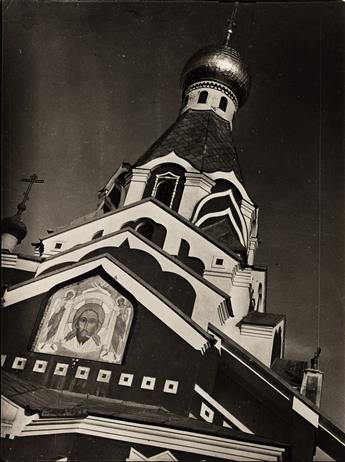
left=178, top=173, right=215, bottom=220
left=123, top=168, right=151, bottom=206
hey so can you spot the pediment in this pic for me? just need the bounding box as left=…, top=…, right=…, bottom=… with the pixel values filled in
left=3, top=255, right=212, bottom=354
left=40, top=198, right=242, bottom=269
left=35, top=228, right=231, bottom=321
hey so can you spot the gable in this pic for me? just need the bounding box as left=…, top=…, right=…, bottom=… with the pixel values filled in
left=2, top=261, right=216, bottom=413
left=34, top=229, right=232, bottom=328
left=3, top=256, right=212, bottom=353
left=39, top=199, right=241, bottom=270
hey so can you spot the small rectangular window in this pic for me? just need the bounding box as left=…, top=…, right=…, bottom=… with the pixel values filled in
left=55, top=243, right=62, bottom=249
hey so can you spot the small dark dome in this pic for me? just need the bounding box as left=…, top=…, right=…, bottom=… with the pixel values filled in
left=1, top=214, right=27, bottom=243
left=181, top=45, right=250, bottom=108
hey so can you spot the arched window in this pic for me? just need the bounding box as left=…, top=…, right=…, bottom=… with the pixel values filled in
left=219, top=96, right=228, bottom=112
left=155, top=180, right=176, bottom=207
left=152, top=171, right=180, bottom=208
left=135, top=221, right=154, bottom=240
left=198, top=91, right=208, bottom=104
left=143, top=164, right=186, bottom=211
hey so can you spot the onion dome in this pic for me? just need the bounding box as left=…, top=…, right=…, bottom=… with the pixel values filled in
left=1, top=212, right=27, bottom=244
left=181, top=10, right=250, bottom=109
left=181, top=45, right=250, bottom=108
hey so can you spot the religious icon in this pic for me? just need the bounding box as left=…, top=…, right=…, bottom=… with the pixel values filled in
left=33, top=276, right=133, bottom=364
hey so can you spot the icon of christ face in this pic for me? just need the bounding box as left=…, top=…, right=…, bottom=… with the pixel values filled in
left=76, top=309, right=99, bottom=345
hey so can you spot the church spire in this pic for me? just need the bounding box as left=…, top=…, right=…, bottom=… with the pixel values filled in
left=1, top=174, right=44, bottom=252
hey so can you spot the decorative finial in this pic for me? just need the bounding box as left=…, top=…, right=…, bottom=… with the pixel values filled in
left=310, top=346, right=321, bottom=370
left=224, top=2, right=239, bottom=47
left=16, top=173, right=45, bottom=218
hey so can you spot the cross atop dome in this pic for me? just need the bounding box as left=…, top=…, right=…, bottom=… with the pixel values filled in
left=224, top=1, right=239, bottom=47
left=1, top=173, right=44, bottom=252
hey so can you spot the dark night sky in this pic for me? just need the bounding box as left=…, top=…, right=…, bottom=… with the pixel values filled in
left=2, top=1, right=344, bottom=432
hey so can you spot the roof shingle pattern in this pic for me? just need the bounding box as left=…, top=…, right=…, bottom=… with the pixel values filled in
left=135, top=110, right=243, bottom=181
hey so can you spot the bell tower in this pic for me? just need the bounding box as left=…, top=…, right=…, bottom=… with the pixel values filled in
left=121, top=13, right=257, bottom=266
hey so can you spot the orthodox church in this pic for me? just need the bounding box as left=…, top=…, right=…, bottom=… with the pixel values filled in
left=1, top=17, right=344, bottom=462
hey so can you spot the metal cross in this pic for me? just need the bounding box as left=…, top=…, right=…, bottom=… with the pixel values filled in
left=225, top=1, right=239, bottom=46
left=17, top=173, right=44, bottom=214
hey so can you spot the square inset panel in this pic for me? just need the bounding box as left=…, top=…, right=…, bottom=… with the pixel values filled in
left=200, top=402, right=214, bottom=423
left=12, top=357, right=27, bottom=370
left=141, top=376, right=156, bottom=390
left=54, top=363, right=69, bottom=376
left=75, top=366, right=90, bottom=380
left=1, top=355, right=7, bottom=367
left=118, top=373, right=133, bottom=387
left=163, top=380, right=179, bottom=394
left=97, top=369, right=111, bottom=383
left=212, top=256, right=225, bottom=268
left=33, top=359, right=48, bottom=373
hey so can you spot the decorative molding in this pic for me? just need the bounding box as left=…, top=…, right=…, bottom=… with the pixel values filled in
left=152, top=171, right=180, bottom=208
left=185, top=81, right=239, bottom=110
left=119, top=373, right=134, bottom=387
left=1, top=396, right=39, bottom=439
left=1, top=253, right=18, bottom=268
left=231, top=265, right=252, bottom=288
left=33, top=360, right=48, bottom=373
left=1, top=252, right=39, bottom=272
left=141, top=376, right=156, bottom=391
left=75, top=366, right=90, bottom=380
left=12, top=357, right=27, bottom=370
left=240, top=325, right=273, bottom=339
left=54, top=363, right=69, bottom=376
left=97, top=369, right=112, bottom=383
left=200, top=402, right=214, bottom=423
left=19, top=415, right=285, bottom=461
left=138, top=151, right=198, bottom=173
left=127, top=448, right=178, bottom=461
left=206, top=171, right=253, bottom=204
left=163, top=380, right=179, bottom=395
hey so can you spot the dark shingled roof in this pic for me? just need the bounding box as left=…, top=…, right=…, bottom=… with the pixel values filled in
left=271, top=358, right=308, bottom=389
left=135, top=109, right=243, bottom=180
left=2, top=371, right=285, bottom=447
left=238, top=311, right=285, bottom=327
left=200, top=216, right=246, bottom=254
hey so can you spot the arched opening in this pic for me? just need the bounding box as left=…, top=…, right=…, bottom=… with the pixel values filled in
left=219, top=96, right=228, bottom=112
left=121, top=218, right=167, bottom=248
left=135, top=221, right=154, bottom=241
left=270, top=327, right=282, bottom=366
left=155, top=179, right=176, bottom=207
left=198, top=91, right=208, bottom=104
left=143, top=164, right=186, bottom=211
left=178, top=239, right=190, bottom=258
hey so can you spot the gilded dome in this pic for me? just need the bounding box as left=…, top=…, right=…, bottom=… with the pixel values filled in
left=181, top=45, right=250, bottom=108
